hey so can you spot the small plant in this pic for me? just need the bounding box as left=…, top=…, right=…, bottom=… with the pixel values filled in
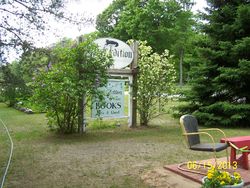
left=202, top=166, right=243, bottom=188
left=90, top=119, right=116, bottom=130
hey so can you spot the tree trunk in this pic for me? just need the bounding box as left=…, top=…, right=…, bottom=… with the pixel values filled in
left=179, top=48, right=184, bottom=86
left=140, top=111, right=148, bottom=126
left=78, top=98, right=83, bottom=133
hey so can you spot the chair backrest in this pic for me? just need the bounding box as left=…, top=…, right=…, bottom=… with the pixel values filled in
left=180, top=114, right=200, bottom=148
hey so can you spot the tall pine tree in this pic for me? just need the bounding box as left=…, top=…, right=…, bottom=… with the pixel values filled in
left=181, top=0, right=250, bottom=127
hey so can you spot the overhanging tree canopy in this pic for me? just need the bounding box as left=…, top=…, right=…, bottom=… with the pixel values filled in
left=96, top=0, right=194, bottom=53
left=96, top=0, right=196, bottom=84
left=0, top=0, right=92, bottom=63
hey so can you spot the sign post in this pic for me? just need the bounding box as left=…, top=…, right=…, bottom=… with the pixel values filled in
left=130, top=41, right=138, bottom=127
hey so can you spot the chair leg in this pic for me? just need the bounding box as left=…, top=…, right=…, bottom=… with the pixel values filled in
left=214, top=149, right=229, bottom=168
left=213, top=151, right=217, bottom=167
left=226, top=147, right=229, bottom=163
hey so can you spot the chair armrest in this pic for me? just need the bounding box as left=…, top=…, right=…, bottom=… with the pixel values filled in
left=182, top=132, right=216, bottom=150
left=229, top=142, right=250, bottom=152
left=199, top=128, right=227, bottom=142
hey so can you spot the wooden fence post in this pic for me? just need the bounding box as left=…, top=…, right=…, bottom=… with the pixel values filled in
left=131, top=41, right=138, bottom=127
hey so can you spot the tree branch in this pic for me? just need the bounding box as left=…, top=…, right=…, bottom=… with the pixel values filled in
left=0, top=7, right=30, bottom=20
left=0, top=25, right=24, bottom=44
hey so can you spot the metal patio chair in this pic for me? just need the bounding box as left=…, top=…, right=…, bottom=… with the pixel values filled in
left=178, top=114, right=229, bottom=174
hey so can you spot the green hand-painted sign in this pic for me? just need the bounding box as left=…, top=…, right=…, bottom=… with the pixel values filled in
left=92, top=79, right=125, bottom=118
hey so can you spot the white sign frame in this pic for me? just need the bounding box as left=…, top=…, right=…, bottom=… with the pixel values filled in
left=94, top=38, right=134, bottom=69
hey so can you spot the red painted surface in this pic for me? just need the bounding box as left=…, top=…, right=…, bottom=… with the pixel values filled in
left=221, top=136, right=250, bottom=170
left=164, top=156, right=250, bottom=186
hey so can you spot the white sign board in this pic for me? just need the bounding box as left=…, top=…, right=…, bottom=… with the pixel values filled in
left=91, top=79, right=125, bottom=118
left=94, top=38, right=134, bottom=69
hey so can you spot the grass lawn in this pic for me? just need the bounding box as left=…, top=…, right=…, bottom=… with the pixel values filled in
left=1, top=102, right=250, bottom=188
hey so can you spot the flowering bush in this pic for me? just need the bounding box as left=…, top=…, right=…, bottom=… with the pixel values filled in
left=127, top=40, right=176, bottom=127
left=202, top=166, right=243, bottom=188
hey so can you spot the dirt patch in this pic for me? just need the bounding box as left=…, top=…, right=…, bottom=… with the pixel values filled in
left=27, top=139, right=202, bottom=188
left=141, top=167, right=201, bottom=188
left=6, top=134, right=209, bottom=188
left=34, top=140, right=167, bottom=187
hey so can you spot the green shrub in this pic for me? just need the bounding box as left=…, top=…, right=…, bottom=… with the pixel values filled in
left=89, top=119, right=116, bottom=130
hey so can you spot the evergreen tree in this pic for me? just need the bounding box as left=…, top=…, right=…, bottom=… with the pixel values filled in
left=180, top=0, right=250, bottom=127
left=0, top=62, right=29, bottom=106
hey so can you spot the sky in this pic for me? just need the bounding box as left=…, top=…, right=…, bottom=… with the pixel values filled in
left=5, top=0, right=208, bottom=62
left=38, top=0, right=208, bottom=48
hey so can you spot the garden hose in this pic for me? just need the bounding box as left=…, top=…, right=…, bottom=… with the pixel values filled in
left=0, top=118, right=13, bottom=188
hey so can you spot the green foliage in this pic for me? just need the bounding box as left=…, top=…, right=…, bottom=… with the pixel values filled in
left=32, top=35, right=113, bottom=133
left=97, top=0, right=193, bottom=52
left=89, top=119, right=116, bottom=130
left=96, top=0, right=196, bottom=84
left=201, top=167, right=242, bottom=188
left=193, top=102, right=250, bottom=127
left=0, top=47, right=54, bottom=109
left=133, top=40, right=176, bottom=126
left=19, top=48, right=51, bottom=84
left=179, top=1, right=250, bottom=127
left=0, top=62, right=30, bottom=106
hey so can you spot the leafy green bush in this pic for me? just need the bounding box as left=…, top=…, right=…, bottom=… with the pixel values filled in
left=32, top=35, right=113, bottom=133
left=131, top=40, right=176, bottom=126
